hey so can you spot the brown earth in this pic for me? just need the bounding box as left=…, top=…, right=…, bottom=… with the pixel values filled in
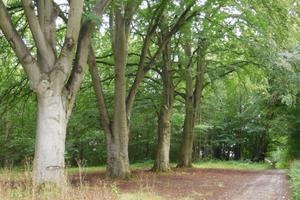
left=70, top=168, right=291, bottom=200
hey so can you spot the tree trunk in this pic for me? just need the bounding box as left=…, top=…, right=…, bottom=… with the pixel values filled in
left=106, top=133, right=130, bottom=179
left=153, top=40, right=173, bottom=172
left=178, top=101, right=195, bottom=167
left=33, top=92, right=68, bottom=185
left=178, top=41, right=207, bottom=168
left=0, top=0, right=110, bottom=186
left=89, top=48, right=130, bottom=179
left=105, top=3, right=132, bottom=179
left=4, top=117, right=10, bottom=140
left=178, top=43, right=195, bottom=168
left=153, top=105, right=172, bottom=171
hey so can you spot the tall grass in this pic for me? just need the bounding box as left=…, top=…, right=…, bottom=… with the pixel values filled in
left=0, top=169, right=117, bottom=200
left=289, top=160, right=300, bottom=200
left=0, top=166, right=166, bottom=200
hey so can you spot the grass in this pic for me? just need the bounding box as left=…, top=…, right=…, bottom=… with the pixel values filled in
left=289, top=160, right=300, bottom=200
left=67, top=160, right=153, bottom=175
left=0, top=160, right=271, bottom=200
left=67, top=160, right=270, bottom=177
left=193, top=160, right=271, bottom=170
left=1, top=160, right=269, bottom=178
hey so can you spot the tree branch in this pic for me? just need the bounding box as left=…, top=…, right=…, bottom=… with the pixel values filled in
left=0, top=0, right=40, bottom=90
left=58, top=0, right=84, bottom=73
left=22, top=0, right=55, bottom=68
left=64, top=0, right=111, bottom=117
left=125, top=1, right=197, bottom=118
left=88, top=47, right=112, bottom=135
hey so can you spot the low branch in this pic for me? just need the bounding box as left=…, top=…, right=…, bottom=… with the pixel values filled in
left=88, top=47, right=112, bottom=135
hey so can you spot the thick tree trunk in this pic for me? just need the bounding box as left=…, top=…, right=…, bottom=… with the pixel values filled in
left=106, top=133, right=130, bottom=179
left=89, top=45, right=131, bottom=179
left=1, top=0, right=110, bottom=186
left=108, top=49, right=130, bottom=178
left=33, top=93, right=68, bottom=185
left=105, top=3, right=131, bottom=179
left=153, top=106, right=172, bottom=172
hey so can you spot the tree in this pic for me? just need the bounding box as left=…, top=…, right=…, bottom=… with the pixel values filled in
left=0, top=0, right=110, bottom=185
left=89, top=0, right=198, bottom=178
left=152, top=18, right=174, bottom=172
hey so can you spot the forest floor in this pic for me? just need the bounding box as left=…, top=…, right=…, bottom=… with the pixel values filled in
left=70, top=167, right=291, bottom=200
left=0, top=161, right=291, bottom=200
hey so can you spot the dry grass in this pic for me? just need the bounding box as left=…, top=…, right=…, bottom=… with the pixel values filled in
left=0, top=174, right=118, bottom=200
left=0, top=167, right=171, bottom=200
left=0, top=178, right=174, bottom=200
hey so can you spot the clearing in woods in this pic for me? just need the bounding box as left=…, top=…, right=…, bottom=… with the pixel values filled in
left=70, top=168, right=290, bottom=200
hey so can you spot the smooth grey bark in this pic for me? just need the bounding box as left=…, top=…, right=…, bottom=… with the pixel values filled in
left=106, top=3, right=134, bottom=179
left=34, top=92, right=68, bottom=184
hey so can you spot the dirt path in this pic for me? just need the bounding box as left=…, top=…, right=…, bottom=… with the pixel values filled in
left=70, top=168, right=291, bottom=200
left=225, top=170, right=290, bottom=200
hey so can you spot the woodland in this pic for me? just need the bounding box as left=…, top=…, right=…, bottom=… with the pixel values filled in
left=0, top=0, right=300, bottom=198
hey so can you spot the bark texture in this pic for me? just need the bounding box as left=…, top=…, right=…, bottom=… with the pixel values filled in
left=34, top=92, right=68, bottom=184
left=178, top=45, right=195, bottom=167
left=178, top=41, right=207, bottom=168
left=153, top=82, right=174, bottom=171
left=108, top=4, right=131, bottom=179
left=153, top=34, right=174, bottom=172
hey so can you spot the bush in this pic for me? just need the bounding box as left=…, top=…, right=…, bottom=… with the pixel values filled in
left=289, top=160, right=300, bottom=200
left=269, top=148, right=289, bottom=169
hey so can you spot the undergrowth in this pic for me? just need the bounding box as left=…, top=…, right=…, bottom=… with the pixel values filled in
left=289, top=160, right=300, bottom=200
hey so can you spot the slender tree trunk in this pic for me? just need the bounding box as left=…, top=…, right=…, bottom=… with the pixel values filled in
left=178, top=41, right=207, bottom=168
left=178, top=43, right=195, bottom=168
left=153, top=41, right=174, bottom=172
left=34, top=90, right=68, bottom=185
left=4, top=117, right=10, bottom=140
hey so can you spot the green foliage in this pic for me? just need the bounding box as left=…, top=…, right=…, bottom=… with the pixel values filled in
left=269, top=148, right=289, bottom=169
left=287, top=104, right=300, bottom=160
left=289, top=160, right=300, bottom=200
left=0, top=0, right=299, bottom=170
left=196, top=67, right=271, bottom=161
